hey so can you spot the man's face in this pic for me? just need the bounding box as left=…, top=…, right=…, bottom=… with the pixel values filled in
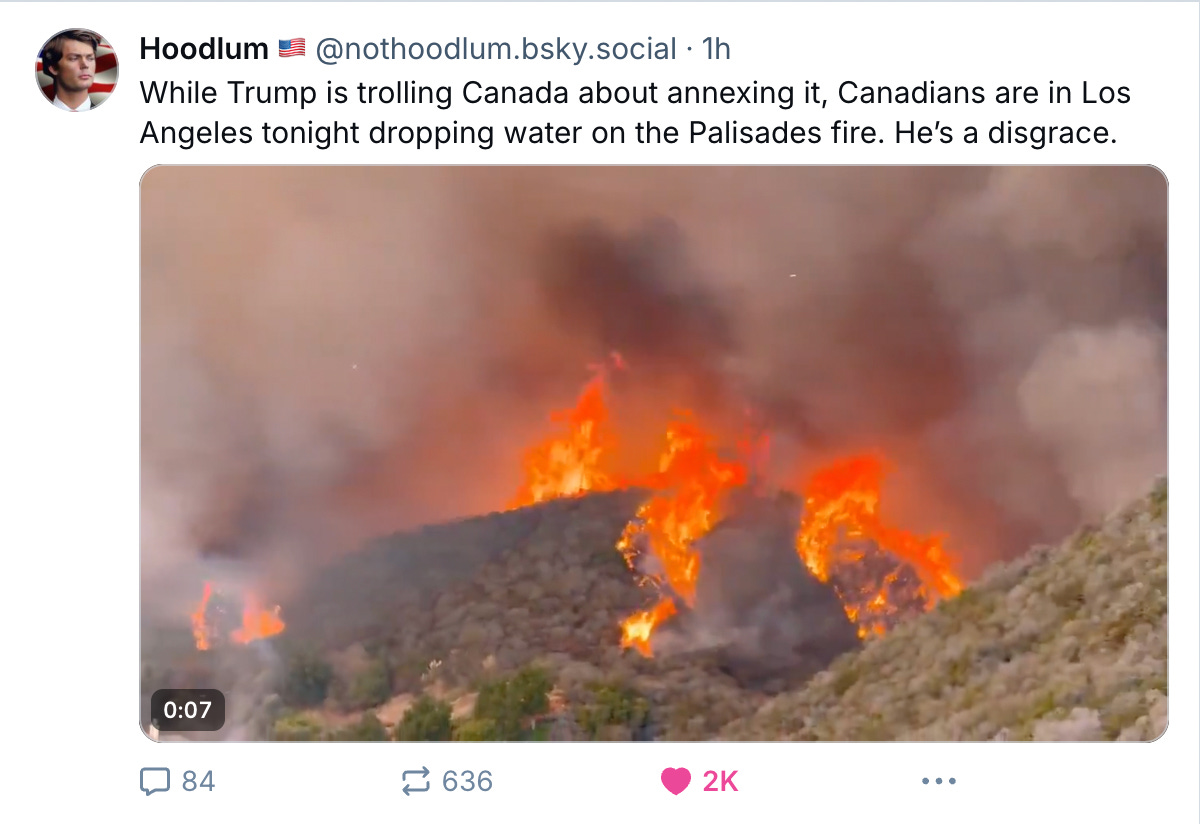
left=52, top=39, right=96, bottom=92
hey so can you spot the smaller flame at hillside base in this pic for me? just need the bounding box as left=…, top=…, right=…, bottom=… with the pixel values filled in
left=510, top=357, right=965, bottom=655
left=191, top=582, right=286, bottom=651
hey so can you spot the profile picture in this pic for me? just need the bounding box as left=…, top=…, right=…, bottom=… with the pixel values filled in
left=36, top=28, right=118, bottom=112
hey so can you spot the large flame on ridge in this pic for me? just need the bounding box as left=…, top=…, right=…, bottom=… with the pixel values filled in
left=796, top=455, right=963, bottom=638
left=509, top=356, right=624, bottom=509
left=616, top=415, right=749, bottom=655
left=190, top=582, right=287, bottom=651
left=508, top=364, right=965, bottom=656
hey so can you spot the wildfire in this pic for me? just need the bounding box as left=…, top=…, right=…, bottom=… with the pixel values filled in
left=795, top=455, right=963, bottom=637
left=190, top=582, right=287, bottom=650
left=615, top=415, right=749, bottom=654
left=501, top=359, right=967, bottom=657
left=619, top=598, right=678, bottom=657
left=509, top=359, right=622, bottom=509
left=190, top=582, right=213, bottom=651
left=230, top=594, right=287, bottom=645
left=171, top=344, right=973, bottom=670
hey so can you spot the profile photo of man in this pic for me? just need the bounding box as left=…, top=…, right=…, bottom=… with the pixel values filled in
left=37, top=29, right=119, bottom=111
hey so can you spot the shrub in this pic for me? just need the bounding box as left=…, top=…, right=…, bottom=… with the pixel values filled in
left=395, top=696, right=453, bottom=741
left=526, top=723, right=553, bottom=741
left=271, top=712, right=326, bottom=741
left=937, top=587, right=980, bottom=619
left=333, top=711, right=389, bottom=741
left=452, top=717, right=501, bottom=741
left=575, top=682, right=650, bottom=740
left=280, top=647, right=335, bottom=708
left=831, top=665, right=860, bottom=697
left=510, top=666, right=553, bottom=713
left=347, top=658, right=393, bottom=710
left=472, top=666, right=553, bottom=740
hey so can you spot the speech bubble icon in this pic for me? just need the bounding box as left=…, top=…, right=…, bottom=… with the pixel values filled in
left=141, top=767, right=170, bottom=796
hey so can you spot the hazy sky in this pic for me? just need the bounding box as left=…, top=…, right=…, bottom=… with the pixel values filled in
left=140, top=166, right=1167, bottom=606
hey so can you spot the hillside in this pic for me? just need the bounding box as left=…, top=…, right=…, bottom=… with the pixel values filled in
left=718, top=478, right=1169, bottom=741
left=148, top=479, right=1168, bottom=743
left=271, top=488, right=854, bottom=741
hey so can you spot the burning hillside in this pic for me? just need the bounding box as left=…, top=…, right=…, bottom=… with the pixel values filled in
left=504, top=359, right=964, bottom=657
left=797, top=455, right=963, bottom=637
left=168, top=475, right=1164, bottom=743
left=179, top=355, right=962, bottom=669
left=142, top=356, right=1165, bottom=742
left=720, top=478, right=1168, bottom=742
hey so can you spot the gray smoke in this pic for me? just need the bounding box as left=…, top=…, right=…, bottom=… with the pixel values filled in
left=140, top=166, right=1167, bottom=620
left=664, top=489, right=862, bottom=688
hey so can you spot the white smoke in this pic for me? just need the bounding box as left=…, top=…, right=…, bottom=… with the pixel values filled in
left=1018, top=321, right=1168, bottom=520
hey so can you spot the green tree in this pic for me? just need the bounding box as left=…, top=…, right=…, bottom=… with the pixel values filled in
left=395, top=696, right=453, bottom=741
left=334, top=711, right=389, bottom=741
left=452, top=717, right=501, bottom=741
left=575, top=682, right=650, bottom=740
left=471, top=666, right=553, bottom=740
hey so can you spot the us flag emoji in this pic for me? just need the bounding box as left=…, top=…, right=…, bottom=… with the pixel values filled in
left=279, top=38, right=305, bottom=57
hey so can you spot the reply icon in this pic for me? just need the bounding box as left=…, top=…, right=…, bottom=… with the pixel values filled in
left=141, top=767, right=171, bottom=796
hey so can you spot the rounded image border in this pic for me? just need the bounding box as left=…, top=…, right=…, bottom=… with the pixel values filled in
left=36, top=28, right=119, bottom=112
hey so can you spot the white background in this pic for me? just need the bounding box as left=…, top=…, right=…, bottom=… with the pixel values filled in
left=0, top=2, right=1194, bottom=821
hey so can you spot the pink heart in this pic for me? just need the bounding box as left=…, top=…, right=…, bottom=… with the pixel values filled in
left=661, top=767, right=691, bottom=795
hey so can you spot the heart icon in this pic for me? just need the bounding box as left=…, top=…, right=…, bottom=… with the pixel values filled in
left=661, top=767, right=691, bottom=795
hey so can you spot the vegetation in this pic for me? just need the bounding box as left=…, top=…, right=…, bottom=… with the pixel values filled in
left=272, top=710, right=392, bottom=741
left=346, top=658, right=393, bottom=710
left=280, top=647, right=335, bottom=708
left=238, top=478, right=1166, bottom=744
left=575, top=682, right=650, bottom=740
left=719, top=479, right=1169, bottom=742
left=451, top=717, right=502, bottom=741
left=332, top=711, right=389, bottom=741
left=469, top=666, right=553, bottom=740
left=271, top=712, right=326, bottom=741
left=395, top=696, right=454, bottom=741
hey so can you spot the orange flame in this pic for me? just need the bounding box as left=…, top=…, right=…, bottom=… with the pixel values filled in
left=619, top=598, right=678, bottom=657
left=616, top=414, right=748, bottom=653
left=505, top=361, right=965, bottom=656
left=795, top=454, right=963, bottom=637
left=230, top=593, right=287, bottom=645
left=191, top=583, right=286, bottom=650
left=509, top=359, right=622, bottom=509
left=191, top=582, right=213, bottom=651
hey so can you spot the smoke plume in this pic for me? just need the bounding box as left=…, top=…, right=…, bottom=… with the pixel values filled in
left=141, top=166, right=1167, bottom=615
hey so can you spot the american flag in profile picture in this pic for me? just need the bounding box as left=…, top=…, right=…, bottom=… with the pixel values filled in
left=279, top=38, right=305, bottom=57
left=36, top=33, right=119, bottom=107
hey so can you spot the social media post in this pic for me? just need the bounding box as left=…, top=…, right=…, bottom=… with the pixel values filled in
left=4, top=1, right=1196, bottom=817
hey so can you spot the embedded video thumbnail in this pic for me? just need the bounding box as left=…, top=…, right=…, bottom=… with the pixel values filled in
left=140, top=166, right=1167, bottom=742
